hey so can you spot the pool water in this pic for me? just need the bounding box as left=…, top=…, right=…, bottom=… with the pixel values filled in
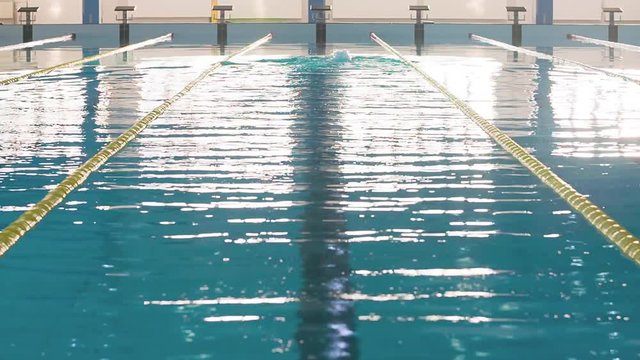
left=1, top=44, right=640, bottom=359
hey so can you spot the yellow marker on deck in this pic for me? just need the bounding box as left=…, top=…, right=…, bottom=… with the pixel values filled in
left=0, top=33, right=173, bottom=86
left=370, top=32, right=640, bottom=265
left=211, top=0, right=219, bottom=22
left=0, top=33, right=273, bottom=257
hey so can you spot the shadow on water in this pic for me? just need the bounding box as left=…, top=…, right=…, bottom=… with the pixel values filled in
left=533, top=47, right=554, bottom=161
left=289, top=56, right=359, bottom=359
left=81, top=48, right=101, bottom=156
left=309, top=44, right=327, bottom=56
left=24, top=48, right=32, bottom=63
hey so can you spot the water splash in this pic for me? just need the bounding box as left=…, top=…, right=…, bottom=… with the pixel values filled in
left=331, top=50, right=352, bottom=62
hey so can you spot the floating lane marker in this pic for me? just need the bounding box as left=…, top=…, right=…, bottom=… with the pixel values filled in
left=0, top=33, right=273, bottom=257
left=568, top=33, right=640, bottom=53
left=0, top=34, right=76, bottom=52
left=0, top=33, right=173, bottom=86
left=469, top=33, right=640, bottom=87
left=370, top=32, right=640, bottom=266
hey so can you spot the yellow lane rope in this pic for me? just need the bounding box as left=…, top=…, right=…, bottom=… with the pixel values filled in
left=0, top=33, right=273, bottom=257
left=0, top=33, right=173, bottom=86
left=0, top=33, right=76, bottom=52
left=370, top=32, right=640, bottom=265
left=469, top=33, right=640, bottom=87
left=568, top=34, right=640, bottom=53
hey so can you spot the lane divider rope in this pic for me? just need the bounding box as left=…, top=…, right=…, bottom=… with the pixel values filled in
left=469, top=33, right=640, bottom=87
left=0, top=34, right=76, bottom=52
left=568, top=33, right=640, bottom=53
left=370, top=32, right=640, bottom=266
left=0, top=33, right=273, bottom=257
left=0, top=33, right=173, bottom=86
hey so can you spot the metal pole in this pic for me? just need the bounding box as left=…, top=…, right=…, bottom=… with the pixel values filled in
left=410, top=5, right=430, bottom=54
left=217, top=23, right=227, bottom=46
left=316, top=22, right=326, bottom=46
left=119, top=24, right=130, bottom=46
left=310, top=5, right=330, bottom=55
left=608, top=12, right=618, bottom=42
left=116, top=8, right=135, bottom=47
left=217, top=10, right=227, bottom=45
left=512, top=25, right=522, bottom=46
left=414, top=9, right=424, bottom=46
left=506, top=7, right=526, bottom=47
left=23, top=14, right=33, bottom=43
left=119, top=11, right=130, bottom=47
left=415, top=24, right=424, bottom=46
left=512, top=11, right=522, bottom=46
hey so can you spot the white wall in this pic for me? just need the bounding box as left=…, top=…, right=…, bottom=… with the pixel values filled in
left=102, top=0, right=302, bottom=23
left=332, top=0, right=536, bottom=23
left=230, top=0, right=302, bottom=20
left=134, top=0, right=210, bottom=20
left=25, top=0, right=83, bottom=24
left=4, top=0, right=640, bottom=25
left=5, top=0, right=305, bottom=24
left=555, top=0, right=640, bottom=23
left=431, top=0, right=535, bottom=22
left=621, top=0, right=640, bottom=22
left=101, top=0, right=127, bottom=23
left=0, top=0, right=12, bottom=22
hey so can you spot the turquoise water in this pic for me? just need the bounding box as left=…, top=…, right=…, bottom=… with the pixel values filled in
left=1, top=45, right=640, bottom=359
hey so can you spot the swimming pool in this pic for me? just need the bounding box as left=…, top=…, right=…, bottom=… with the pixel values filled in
left=1, top=36, right=640, bottom=359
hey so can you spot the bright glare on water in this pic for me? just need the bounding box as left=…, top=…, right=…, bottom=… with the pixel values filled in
left=1, top=44, right=640, bottom=359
